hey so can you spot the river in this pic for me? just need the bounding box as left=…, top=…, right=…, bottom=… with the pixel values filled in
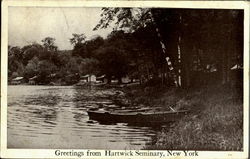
left=7, top=85, right=160, bottom=149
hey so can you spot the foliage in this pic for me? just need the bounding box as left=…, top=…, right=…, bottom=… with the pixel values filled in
left=94, top=8, right=243, bottom=87
left=8, top=39, right=61, bottom=83
left=8, top=46, right=24, bottom=78
left=22, top=44, right=42, bottom=65
left=84, top=36, right=104, bottom=58
left=95, top=46, right=128, bottom=81
left=65, top=57, right=82, bottom=75
left=24, top=56, right=39, bottom=78
left=72, top=35, right=104, bottom=58
left=41, top=37, right=57, bottom=52
left=79, top=58, right=99, bottom=75
left=69, top=33, right=86, bottom=46
left=70, top=31, right=134, bottom=82
left=94, top=8, right=152, bottom=32
left=36, top=60, right=57, bottom=84
left=8, top=9, right=243, bottom=87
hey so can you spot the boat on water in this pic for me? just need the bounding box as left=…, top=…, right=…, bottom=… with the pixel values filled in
left=87, top=108, right=188, bottom=124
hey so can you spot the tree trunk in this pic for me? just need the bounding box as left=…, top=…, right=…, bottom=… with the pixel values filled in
left=181, top=57, right=191, bottom=88
left=180, top=40, right=191, bottom=88
left=178, top=13, right=191, bottom=88
left=222, top=45, right=230, bottom=85
left=161, top=65, right=164, bottom=85
left=150, top=9, right=179, bottom=87
left=221, top=11, right=233, bottom=86
left=177, top=43, right=182, bottom=87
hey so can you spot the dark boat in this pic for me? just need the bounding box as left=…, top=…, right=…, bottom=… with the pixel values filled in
left=87, top=108, right=188, bottom=124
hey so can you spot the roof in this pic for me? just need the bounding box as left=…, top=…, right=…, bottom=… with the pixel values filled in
left=12, top=77, right=23, bottom=81
left=81, top=74, right=89, bottom=78
left=81, top=74, right=97, bottom=78
left=96, top=75, right=106, bottom=79
left=231, top=64, right=243, bottom=70
left=29, top=76, right=37, bottom=80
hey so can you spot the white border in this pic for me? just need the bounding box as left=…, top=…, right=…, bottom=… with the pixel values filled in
left=1, top=1, right=249, bottom=158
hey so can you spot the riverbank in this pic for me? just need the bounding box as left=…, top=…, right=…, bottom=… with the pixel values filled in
left=120, top=84, right=243, bottom=151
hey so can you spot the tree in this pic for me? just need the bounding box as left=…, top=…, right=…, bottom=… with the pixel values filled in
left=65, top=57, right=82, bottom=75
left=70, top=33, right=86, bottom=57
left=79, top=58, right=99, bottom=75
left=39, top=37, right=59, bottom=63
left=8, top=46, right=24, bottom=79
left=24, top=56, right=39, bottom=78
left=94, top=8, right=179, bottom=86
left=22, top=44, right=42, bottom=65
left=69, top=33, right=86, bottom=46
left=71, top=35, right=104, bottom=58
left=41, top=37, right=57, bottom=52
left=94, top=8, right=152, bottom=32
left=36, top=60, right=57, bottom=84
left=84, top=36, right=104, bottom=58
left=179, top=9, right=243, bottom=86
left=94, top=8, right=243, bottom=87
left=8, top=46, right=23, bottom=61
left=95, top=45, right=129, bottom=83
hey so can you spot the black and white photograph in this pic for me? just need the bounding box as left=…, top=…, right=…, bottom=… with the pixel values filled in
left=1, top=0, right=249, bottom=158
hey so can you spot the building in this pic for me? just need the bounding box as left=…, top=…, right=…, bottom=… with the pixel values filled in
left=28, top=76, right=37, bottom=85
left=80, top=74, right=97, bottom=83
left=96, top=75, right=106, bottom=83
left=11, top=77, right=24, bottom=85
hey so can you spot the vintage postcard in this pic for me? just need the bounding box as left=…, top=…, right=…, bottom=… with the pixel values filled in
left=1, top=0, right=249, bottom=158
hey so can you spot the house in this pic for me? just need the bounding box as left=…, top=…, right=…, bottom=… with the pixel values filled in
left=80, top=74, right=97, bottom=83
left=96, top=75, right=107, bottom=83
left=96, top=75, right=132, bottom=84
left=11, top=77, right=24, bottom=85
left=29, top=76, right=37, bottom=85
left=80, top=75, right=89, bottom=83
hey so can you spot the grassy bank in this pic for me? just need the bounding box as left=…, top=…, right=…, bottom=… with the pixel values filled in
left=122, top=84, right=243, bottom=151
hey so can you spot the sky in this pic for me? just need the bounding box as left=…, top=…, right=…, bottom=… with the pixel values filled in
left=8, top=7, right=113, bottom=50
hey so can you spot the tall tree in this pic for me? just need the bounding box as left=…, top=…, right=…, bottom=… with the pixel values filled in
left=69, top=33, right=86, bottom=46
left=41, top=37, right=57, bottom=52
left=8, top=46, right=24, bottom=78
left=94, top=44, right=129, bottom=83
left=22, top=44, right=42, bottom=65
left=94, top=8, right=179, bottom=86
left=95, top=8, right=243, bottom=87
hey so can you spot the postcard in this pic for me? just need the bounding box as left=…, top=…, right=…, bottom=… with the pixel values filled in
left=1, top=0, right=249, bottom=158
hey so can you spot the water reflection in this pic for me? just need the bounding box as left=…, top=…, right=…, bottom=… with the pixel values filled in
left=8, top=85, right=159, bottom=149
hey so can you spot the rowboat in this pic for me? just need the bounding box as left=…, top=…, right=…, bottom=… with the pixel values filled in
left=87, top=108, right=188, bottom=124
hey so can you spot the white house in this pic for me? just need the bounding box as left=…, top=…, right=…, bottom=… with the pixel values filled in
left=80, top=74, right=96, bottom=83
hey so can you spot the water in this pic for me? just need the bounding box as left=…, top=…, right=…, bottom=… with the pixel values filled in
left=7, top=85, right=159, bottom=149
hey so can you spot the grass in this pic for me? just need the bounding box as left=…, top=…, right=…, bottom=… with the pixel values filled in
left=122, top=84, right=243, bottom=151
